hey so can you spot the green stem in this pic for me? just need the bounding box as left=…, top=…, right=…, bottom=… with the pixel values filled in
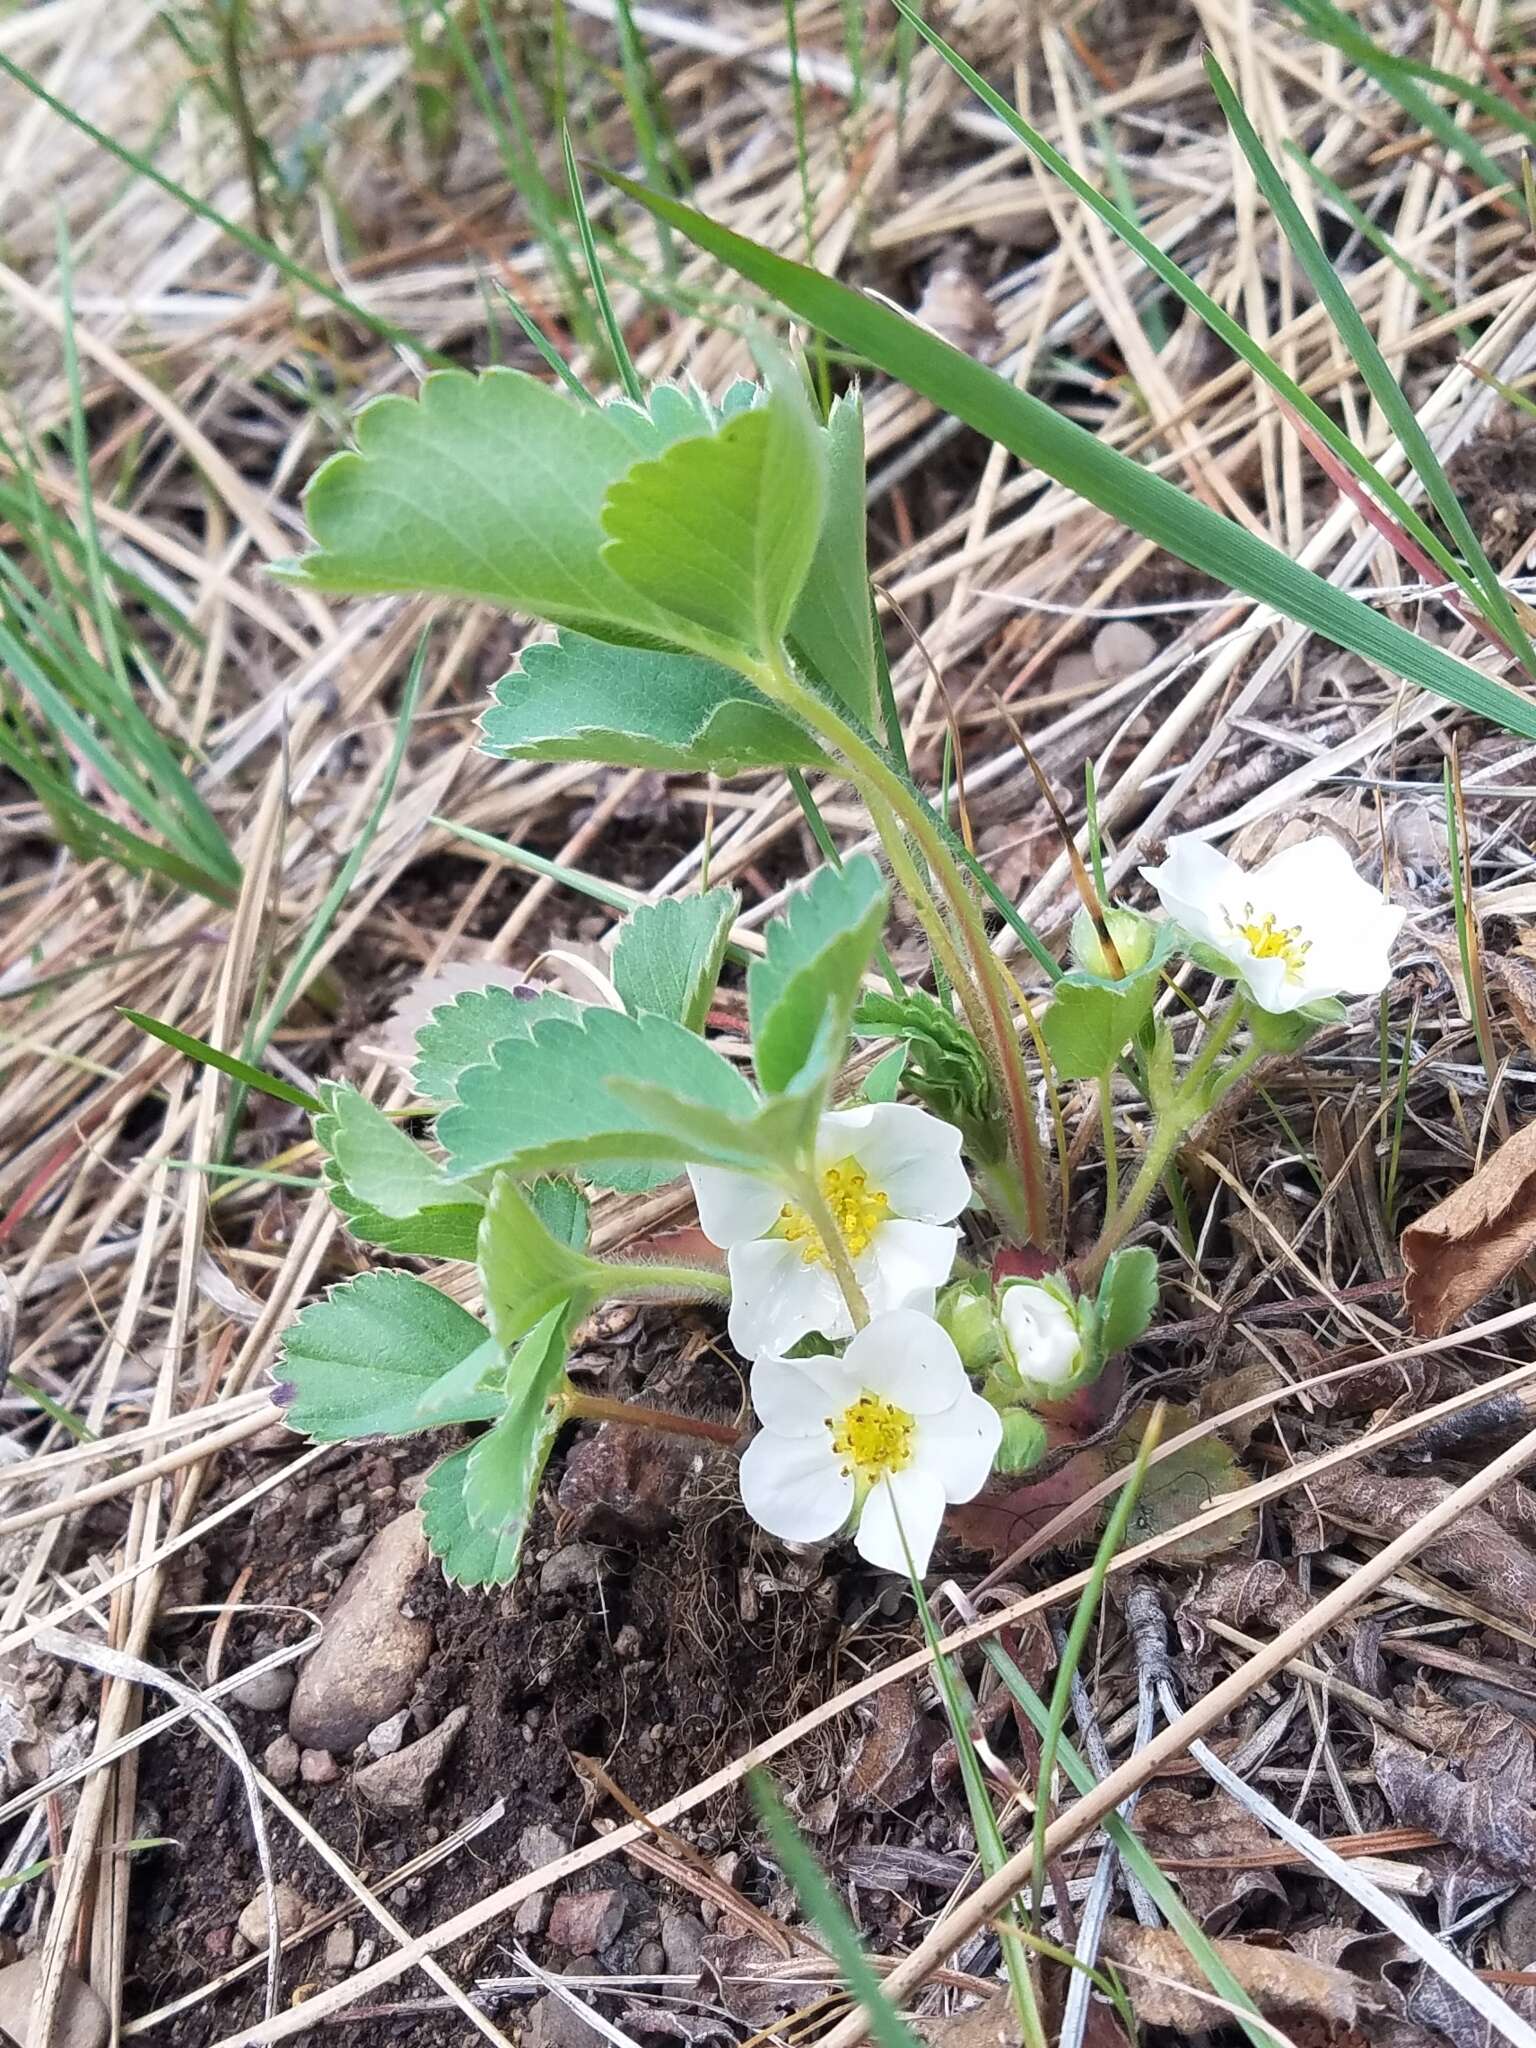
left=756, top=652, right=1051, bottom=1246
left=794, top=1172, right=871, bottom=1328
left=1099, top=1076, right=1119, bottom=1217
left=603, top=1262, right=731, bottom=1302
left=1080, top=999, right=1247, bottom=1287
left=564, top=1391, right=739, bottom=1445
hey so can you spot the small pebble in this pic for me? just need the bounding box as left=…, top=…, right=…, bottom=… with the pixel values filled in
left=300, top=1748, right=339, bottom=1786
left=366, top=1709, right=411, bottom=1758
left=540, top=1543, right=601, bottom=1595
left=355, top=1939, right=377, bottom=1970
left=263, top=1734, right=300, bottom=1789
left=229, top=1665, right=295, bottom=1713
left=548, top=1889, right=625, bottom=1955
left=338, top=1503, right=367, bottom=1532
left=324, top=1926, right=356, bottom=1972
left=519, top=1823, right=567, bottom=1870
left=514, top=1892, right=552, bottom=1937
left=237, top=1881, right=308, bottom=1950
left=1091, top=619, right=1157, bottom=679
left=634, top=1941, right=666, bottom=1977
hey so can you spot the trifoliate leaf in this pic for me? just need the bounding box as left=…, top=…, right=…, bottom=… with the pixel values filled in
left=436, top=1006, right=757, bottom=1188
left=413, top=985, right=579, bottom=1104
left=480, top=633, right=825, bottom=776
left=611, top=887, right=738, bottom=1033
left=1095, top=1246, right=1159, bottom=1359
left=274, top=1270, right=493, bottom=1440
left=282, top=368, right=696, bottom=649
left=601, top=358, right=826, bottom=658
left=784, top=392, right=877, bottom=726
left=748, top=856, right=888, bottom=1094
left=314, top=1084, right=482, bottom=1263
left=478, top=1175, right=599, bottom=1349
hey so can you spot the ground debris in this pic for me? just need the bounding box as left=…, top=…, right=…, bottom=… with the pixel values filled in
left=1097, top=1918, right=1374, bottom=2034
left=1402, top=1120, right=1536, bottom=1334
left=1374, top=1732, right=1536, bottom=1882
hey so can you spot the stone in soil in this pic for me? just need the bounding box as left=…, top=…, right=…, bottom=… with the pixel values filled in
left=519, top=1823, right=568, bottom=1869
left=556, top=1427, right=696, bottom=1544
left=1091, top=619, right=1157, bottom=679
left=288, top=1510, right=432, bottom=1751
left=0, top=1956, right=109, bottom=2048
left=365, top=1708, right=411, bottom=1758
left=237, top=1880, right=309, bottom=1950
left=513, top=1891, right=552, bottom=1937
left=531, top=1961, right=608, bottom=2048
left=228, top=1663, right=295, bottom=1712
left=548, top=1889, right=625, bottom=1954
left=352, top=1704, right=469, bottom=1812
left=660, top=1911, right=706, bottom=1978
left=262, top=1734, right=299, bottom=1789
left=299, top=1748, right=339, bottom=1786
left=540, top=1543, right=601, bottom=1595
left=323, top=1926, right=356, bottom=1972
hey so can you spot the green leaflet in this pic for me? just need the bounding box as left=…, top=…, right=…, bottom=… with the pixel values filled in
left=611, top=886, right=738, bottom=1032
left=478, top=1175, right=598, bottom=1348
left=413, top=986, right=580, bottom=1104
left=748, top=855, right=888, bottom=1092
left=274, top=1271, right=493, bottom=1441
left=480, top=632, right=825, bottom=776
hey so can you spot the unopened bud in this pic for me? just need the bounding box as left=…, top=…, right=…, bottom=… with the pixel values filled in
left=1070, top=906, right=1156, bottom=980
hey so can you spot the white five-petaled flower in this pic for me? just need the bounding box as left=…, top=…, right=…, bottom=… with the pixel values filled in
left=689, top=1103, right=971, bottom=1359
left=999, top=1280, right=1083, bottom=1389
left=1141, top=834, right=1405, bottom=1016
left=739, top=1309, right=1002, bottom=1575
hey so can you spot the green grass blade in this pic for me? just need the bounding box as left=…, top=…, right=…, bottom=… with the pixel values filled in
left=601, top=170, right=1536, bottom=740
left=563, top=125, right=643, bottom=405
left=1204, top=53, right=1536, bottom=675
left=750, top=1775, right=923, bottom=2048
left=886, top=0, right=1483, bottom=623
left=122, top=1009, right=322, bottom=1114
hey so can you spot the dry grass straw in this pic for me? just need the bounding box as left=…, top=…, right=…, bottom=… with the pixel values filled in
left=3, top=0, right=1536, bottom=2038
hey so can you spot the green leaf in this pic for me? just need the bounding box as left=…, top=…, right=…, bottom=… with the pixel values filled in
left=1042, top=923, right=1179, bottom=1081
left=862, top=1042, right=907, bottom=1104
left=478, top=1174, right=599, bottom=1348
left=1244, top=995, right=1344, bottom=1055
left=1095, top=1247, right=1158, bottom=1358
left=283, top=367, right=721, bottom=656
left=122, top=1009, right=320, bottom=1113
left=480, top=632, right=826, bottom=775
left=748, top=855, right=887, bottom=1093
left=274, top=1271, right=491, bottom=1440
left=314, top=1083, right=483, bottom=1260
left=606, top=1076, right=810, bottom=1176
left=854, top=989, right=997, bottom=1143
left=413, top=986, right=579, bottom=1104
left=1111, top=1406, right=1253, bottom=1564
left=421, top=1442, right=529, bottom=1585
left=601, top=355, right=826, bottom=658
left=604, top=173, right=1536, bottom=743
left=463, top=1304, right=572, bottom=1534
left=411, top=1336, right=507, bottom=1427
left=612, top=886, right=738, bottom=1032
left=785, top=391, right=878, bottom=725
left=436, top=1005, right=757, bottom=1187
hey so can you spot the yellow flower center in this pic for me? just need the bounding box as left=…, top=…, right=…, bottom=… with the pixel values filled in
left=829, top=1391, right=915, bottom=1481
left=777, top=1159, right=891, bottom=1266
left=1230, top=902, right=1311, bottom=977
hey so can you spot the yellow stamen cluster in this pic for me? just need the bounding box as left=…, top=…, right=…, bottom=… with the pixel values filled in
left=777, top=1160, right=891, bottom=1267
left=1231, top=903, right=1311, bottom=977
left=828, top=1392, right=915, bottom=1480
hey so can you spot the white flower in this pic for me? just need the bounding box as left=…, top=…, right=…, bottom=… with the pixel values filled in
left=738, top=1309, right=1002, bottom=1574
left=999, top=1280, right=1083, bottom=1388
left=1141, top=834, right=1404, bottom=1016
left=689, top=1103, right=970, bottom=1358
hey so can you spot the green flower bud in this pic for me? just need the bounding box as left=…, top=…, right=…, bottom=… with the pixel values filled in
left=1069, top=905, right=1156, bottom=980
left=936, top=1275, right=1004, bottom=1379
left=996, top=1407, right=1049, bottom=1474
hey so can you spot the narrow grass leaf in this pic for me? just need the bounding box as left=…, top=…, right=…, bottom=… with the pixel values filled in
left=122, top=1009, right=321, bottom=1114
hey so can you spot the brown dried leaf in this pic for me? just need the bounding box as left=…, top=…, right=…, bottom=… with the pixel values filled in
left=1097, top=1919, right=1371, bottom=2034
left=844, top=1679, right=930, bottom=1812
left=1132, top=1786, right=1286, bottom=1924
left=1401, top=1120, right=1536, bottom=1335
left=1490, top=953, right=1536, bottom=1058
left=1176, top=1561, right=1309, bottom=1655
left=1296, top=1468, right=1536, bottom=1627
left=948, top=1448, right=1111, bottom=1560
left=1374, top=1734, right=1536, bottom=1881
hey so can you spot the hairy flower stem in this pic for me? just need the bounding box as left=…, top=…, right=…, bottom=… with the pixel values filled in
left=757, top=653, right=1051, bottom=1247
left=793, top=1172, right=871, bottom=1329
left=564, top=1392, right=739, bottom=1445
left=602, top=1262, right=731, bottom=1303
left=1080, top=1001, right=1250, bottom=1287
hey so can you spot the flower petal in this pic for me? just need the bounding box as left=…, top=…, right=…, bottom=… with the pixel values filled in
left=855, top=1467, right=948, bottom=1575
left=728, top=1238, right=851, bottom=1357
left=914, top=1388, right=1003, bottom=1502
left=739, top=1431, right=853, bottom=1544
left=688, top=1165, right=784, bottom=1249
left=750, top=1352, right=862, bottom=1436
left=842, top=1307, right=968, bottom=1415
left=819, top=1103, right=971, bottom=1223
left=857, top=1218, right=961, bottom=1321
left=1139, top=837, right=1244, bottom=953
